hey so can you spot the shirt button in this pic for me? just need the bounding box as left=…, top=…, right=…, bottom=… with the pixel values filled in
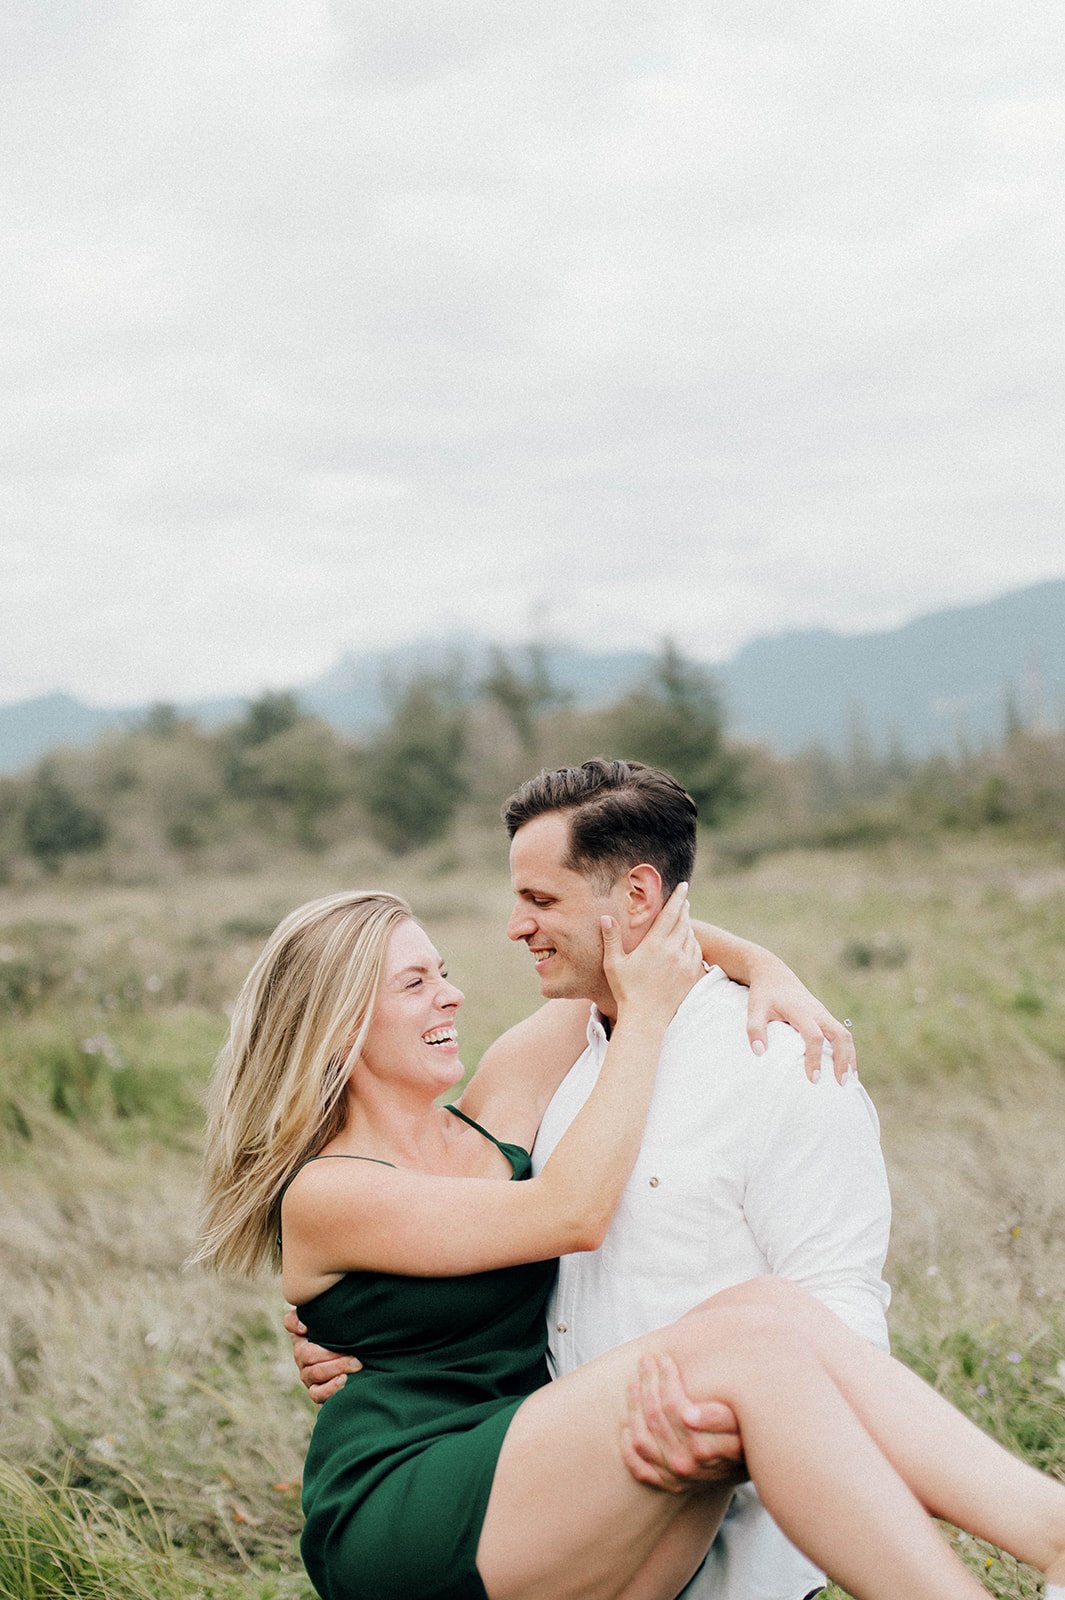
left=648, top=1176, right=660, bottom=1188
left=556, top=1321, right=568, bottom=1334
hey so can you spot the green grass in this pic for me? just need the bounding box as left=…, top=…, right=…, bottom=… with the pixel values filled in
left=0, top=1460, right=311, bottom=1600
left=1, top=833, right=1064, bottom=1599
left=0, top=1012, right=222, bottom=1158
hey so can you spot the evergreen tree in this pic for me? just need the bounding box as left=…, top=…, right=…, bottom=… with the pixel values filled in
left=360, top=674, right=468, bottom=852
left=606, top=641, right=746, bottom=826
left=21, top=767, right=108, bottom=867
left=236, top=691, right=303, bottom=747
left=218, top=692, right=305, bottom=795
left=142, top=703, right=182, bottom=738
left=480, top=645, right=561, bottom=754
left=250, top=720, right=349, bottom=848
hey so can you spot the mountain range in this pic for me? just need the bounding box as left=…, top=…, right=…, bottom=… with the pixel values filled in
left=2, top=578, right=1062, bottom=774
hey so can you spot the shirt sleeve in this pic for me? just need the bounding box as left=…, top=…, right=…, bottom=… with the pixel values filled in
left=743, top=1028, right=892, bottom=1349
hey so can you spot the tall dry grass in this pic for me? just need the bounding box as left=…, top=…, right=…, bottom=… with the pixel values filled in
left=1, top=830, right=1063, bottom=1599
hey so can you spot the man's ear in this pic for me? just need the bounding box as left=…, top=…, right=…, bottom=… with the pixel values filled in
left=623, top=864, right=665, bottom=929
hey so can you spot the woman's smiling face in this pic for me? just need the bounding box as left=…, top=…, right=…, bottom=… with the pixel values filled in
left=356, top=919, right=466, bottom=1092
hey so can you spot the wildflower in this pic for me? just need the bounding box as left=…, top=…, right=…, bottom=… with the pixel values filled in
left=976, top=1384, right=988, bottom=1397
left=81, top=1032, right=123, bottom=1067
left=1006, top=1351, right=1022, bottom=1364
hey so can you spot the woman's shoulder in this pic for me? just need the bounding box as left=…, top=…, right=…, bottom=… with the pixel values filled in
left=282, top=1151, right=397, bottom=1227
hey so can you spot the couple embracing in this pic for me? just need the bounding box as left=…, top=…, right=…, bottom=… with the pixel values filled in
left=196, top=759, right=1065, bottom=1600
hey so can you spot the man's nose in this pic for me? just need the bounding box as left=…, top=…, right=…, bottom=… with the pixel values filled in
left=507, top=904, right=534, bottom=942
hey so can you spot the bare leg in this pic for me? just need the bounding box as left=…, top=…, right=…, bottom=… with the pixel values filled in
left=611, top=1496, right=733, bottom=1600
left=477, top=1291, right=1065, bottom=1600
left=477, top=1340, right=730, bottom=1600
left=704, top=1277, right=1065, bottom=1583
left=650, top=1308, right=990, bottom=1600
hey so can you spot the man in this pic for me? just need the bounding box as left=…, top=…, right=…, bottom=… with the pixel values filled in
left=292, top=759, right=891, bottom=1600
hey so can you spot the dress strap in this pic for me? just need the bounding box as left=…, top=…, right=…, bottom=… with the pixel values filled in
left=445, top=1102, right=509, bottom=1149
left=444, top=1104, right=531, bottom=1173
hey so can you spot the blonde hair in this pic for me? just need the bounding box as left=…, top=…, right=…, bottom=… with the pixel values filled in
left=191, top=889, right=412, bottom=1277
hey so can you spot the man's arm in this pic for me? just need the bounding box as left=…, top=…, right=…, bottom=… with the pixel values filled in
left=620, top=1029, right=890, bottom=1489
left=743, top=1030, right=891, bottom=1345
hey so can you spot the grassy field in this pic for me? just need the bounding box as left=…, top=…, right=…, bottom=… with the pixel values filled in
left=1, top=828, right=1063, bottom=1600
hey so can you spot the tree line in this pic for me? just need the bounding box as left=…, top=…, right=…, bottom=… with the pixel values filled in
left=0, top=644, right=743, bottom=872
left=1, top=641, right=1062, bottom=878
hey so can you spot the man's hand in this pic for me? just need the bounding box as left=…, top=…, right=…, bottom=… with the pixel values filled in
left=284, top=1309, right=362, bottom=1403
left=620, top=1354, right=748, bottom=1492
left=745, top=954, right=856, bottom=1084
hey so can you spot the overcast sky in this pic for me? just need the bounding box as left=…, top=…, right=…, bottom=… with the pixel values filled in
left=3, top=0, right=1063, bottom=706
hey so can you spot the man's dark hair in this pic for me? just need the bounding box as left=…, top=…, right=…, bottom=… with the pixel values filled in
left=502, top=759, right=697, bottom=895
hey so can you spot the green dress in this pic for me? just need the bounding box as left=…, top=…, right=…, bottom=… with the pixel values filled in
left=294, top=1106, right=558, bottom=1600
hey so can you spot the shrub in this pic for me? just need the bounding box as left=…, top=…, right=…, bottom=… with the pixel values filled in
left=360, top=673, right=468, bottom=852
left=236, top=720, right=350, bottom=848
left=21, top=769, right=108, bottom=867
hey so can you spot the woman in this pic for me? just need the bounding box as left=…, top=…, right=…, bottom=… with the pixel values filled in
left=195, top=890, right=1065, bottom=1600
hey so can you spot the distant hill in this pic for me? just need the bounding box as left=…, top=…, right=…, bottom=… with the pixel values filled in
left=0, top=694, right=133, bottom=766
left=0, top=643, right=653, bottom=774
left=0, top=692, right=246, bottom=775
left=719, top=578, right=1065, bottom=755
left=0, top=578, right=1061, bottom=772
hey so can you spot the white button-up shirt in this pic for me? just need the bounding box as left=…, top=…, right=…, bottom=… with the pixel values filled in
left=531, top=967, right=892, bottom=1600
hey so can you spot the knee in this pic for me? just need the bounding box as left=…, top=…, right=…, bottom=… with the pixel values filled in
left=670, top=1302, right=824, bottom=1415
left=707, top=1276, right=818, bottom=1320
left=753, top=1277, right=819, bottom=1318
left=680, top=1296, right=805, bottom=1365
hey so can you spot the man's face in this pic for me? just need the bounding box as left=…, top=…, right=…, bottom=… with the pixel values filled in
left=507, top=812, right=620, bottom=1014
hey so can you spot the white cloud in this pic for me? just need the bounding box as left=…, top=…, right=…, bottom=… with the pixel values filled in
left=1, top=0, right=1063, bottom=703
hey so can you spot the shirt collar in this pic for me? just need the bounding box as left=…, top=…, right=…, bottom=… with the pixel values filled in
left=584, top=964, right=728, bottom=1049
